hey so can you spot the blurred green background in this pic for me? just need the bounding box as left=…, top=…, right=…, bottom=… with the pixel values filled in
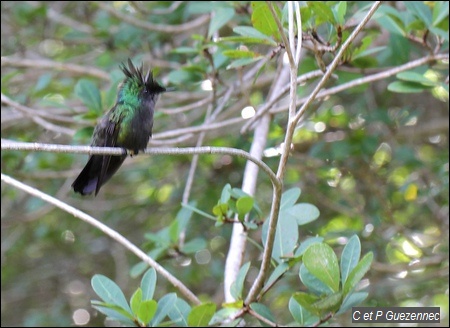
left=1, top=1, right=448, bottom=326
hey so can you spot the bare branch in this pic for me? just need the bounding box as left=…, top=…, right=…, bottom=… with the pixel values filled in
left=1, top=57, right=110, bottom=81
left=1, top=173, right=201, bottom=305
left=270, top=53, right=449, bottom=114
left=1, top=140, right=280, bottom=189
left=95, top=2, right=209, bottom=33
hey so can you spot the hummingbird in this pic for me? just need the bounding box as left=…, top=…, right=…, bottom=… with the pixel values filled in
left=72, top=59, right=166, bottom=196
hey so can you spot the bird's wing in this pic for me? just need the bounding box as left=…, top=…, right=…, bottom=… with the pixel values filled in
left=96, top=117, right=121, bottom=195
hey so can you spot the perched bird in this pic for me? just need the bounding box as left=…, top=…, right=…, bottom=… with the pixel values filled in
left=72, top=59, right=166, bottom=196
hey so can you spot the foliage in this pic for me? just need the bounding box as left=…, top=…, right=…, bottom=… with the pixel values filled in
left=1, top=1, right=448, bottom=327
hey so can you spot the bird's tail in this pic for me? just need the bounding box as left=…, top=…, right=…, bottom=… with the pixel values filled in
left=72, top=155, right=126, bottom=196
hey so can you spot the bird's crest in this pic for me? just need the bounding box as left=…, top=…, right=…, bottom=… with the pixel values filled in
left=120, top=59, right=166, bottom=94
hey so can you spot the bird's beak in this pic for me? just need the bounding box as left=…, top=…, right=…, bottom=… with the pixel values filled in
left=164, top=87, right=176, bottom=93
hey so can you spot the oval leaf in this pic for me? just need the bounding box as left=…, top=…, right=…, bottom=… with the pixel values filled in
left=230, top=262, right=251, bottom=300
left=168, top=297, right=191, bottom=327
left=340, top=235, right=361, bottom=285
left=300, top=264, right=334, bottom=295
left=91, top=274, right=132, bottom=314
left=151, top=293, right=177, bottom=326
left=141, top=268, right=157, bottom=301
left=303, top=244, right=340, bottom=293
left=75, top=79, right=102, bottom=113
left=130, top=288, right=142, bottom=315
left=236, top=196, right=254, bottom=217
left=286, top=203, right=320, bottom=225
left=209, top=7, right=235, bottom=38
left=188, top=303, right=217, bottom=327
left=251, top=2, right=281, bottom=41
left=280, top=187, right=301, bottom=209
left=138, top=300, right=157, bottom=325
left=343, top=252, right=373, bottom=296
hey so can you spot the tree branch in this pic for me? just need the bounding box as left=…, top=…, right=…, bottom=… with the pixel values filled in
left=95, top=2, right=210, bottom=33
left=1, top=57, right=110, bottom=80
left=245, top=0, right=382, bottom=305
left=1, top=140, right=280, bottom=189
left=0, top=173, right=201, bottom=305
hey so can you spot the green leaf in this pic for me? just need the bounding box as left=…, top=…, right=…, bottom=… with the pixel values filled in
left=130, top=262, right=149, bottom=278
left=303, top=244, right=340, bottom=293
left=404, top=2, right=432, bottom=27
left=343, top=252, right=373, bottom=296
left=233, top=26, right=277, bottom=45
left=226, top=57, right=263, bottom=69
left=188, top=303, right=217, bottom=327
left=295, top=237, right=324, bottom=257
left=352, top=46, right=386, bottom=60
left=289, top=296, right=319, bottom=326
left=171, top=46, right=200, bottom=54
left=376, top=15, right=405, bottom=36
left=91, top=275, right=132, bottom=314
left=396, top=72, right=437, bottom=86
left=213, top=203, right=228, bottom=217
left=230, top=262, right=251, bottom=300
left=249, top=303, right=276, bottom=324
left=75, top=79, right=102, bottom=113
left=180, top=238, right=207, bottom=254
left=33, top=73, right=52, bottom=93
left=222, top=49, right=259, bottom=59
left=292, top=292, right=320, bottom=316
left=337, top=292, right=368, bottom=314
left=388, top=81, right=431, bottom=93
left=334, top=2, right=347, bottom=25
left=432, top=1, right=449, bottom=26
left=280, top=187, right=301, bottom=209
left=340, top=235, right=361, bottom=286
left=220, top=184, right=232, bottom=203
left=130, top=288, right=142, bottom=316
left=311, top=292, right=342, bottom=315
left=262, top=262, right=289, bottom=294
left=182, top=202, right=216, bottom=221
left=219, top=35, right=277, bottom=45
left=308, top=1, right=336, bottom=25
left=91, top=303, right=135, bottom=325
left=138, top=300, right=157, bottom=325
left=262, top=208, right=298, bottom=262
left=169, top=220, right=179, bottom=243
left=168, top=297, right=191, bottom=327
left=141, top=268, right=157, bottom=301
left=285, top=203, right=320, bottom=225
left=176, top=203, right=194, bottom=234
left=151, top=293, right=177, bottom=326
left=208, top=7, right=235, bottom=38
left=300, top=264, right=334, bottom=295
left=251, top=2, right=281, bottom=41
left=236, top=196, right=254, bottom=219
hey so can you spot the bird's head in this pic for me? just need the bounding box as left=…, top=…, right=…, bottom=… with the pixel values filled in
left=118, top=59, right=166, bottom=105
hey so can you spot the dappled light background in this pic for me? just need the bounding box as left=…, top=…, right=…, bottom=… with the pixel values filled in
left=1, top=1, right=448, bottom=326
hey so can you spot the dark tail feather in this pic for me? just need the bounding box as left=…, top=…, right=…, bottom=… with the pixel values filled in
left=72, top=155, right=127, bottom=196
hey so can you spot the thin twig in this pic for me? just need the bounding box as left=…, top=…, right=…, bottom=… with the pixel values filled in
left=248, top=307, right=278, bottom=327
left=293, top=1, right=383, bottom=125
left=270, top=53, right=449, bottom=115
left=0, top=173, right=201, bottom=305
left=95, top=2, right=209, bottom=33
left=241, top=70, right=324, bottom=133
left=1, top=57, right=110, bottom=80
left=1, top=140, right=280, bottom=189
left=245, top=1, right=383, bottom=306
